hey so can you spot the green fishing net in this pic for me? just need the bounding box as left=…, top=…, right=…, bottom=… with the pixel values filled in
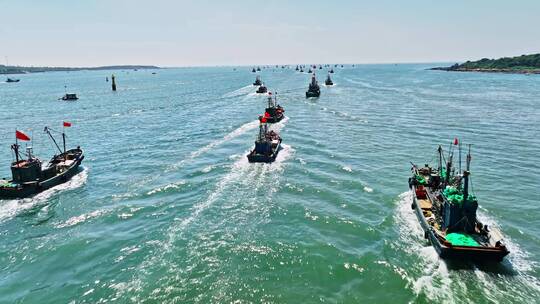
left=446, top=233, right=480, bottom=246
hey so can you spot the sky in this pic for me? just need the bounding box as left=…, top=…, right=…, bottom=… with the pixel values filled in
left=1, top=0, right=540, bottom=67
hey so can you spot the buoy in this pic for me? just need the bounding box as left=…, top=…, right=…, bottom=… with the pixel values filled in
left=111, top=74, right=117, bottom=91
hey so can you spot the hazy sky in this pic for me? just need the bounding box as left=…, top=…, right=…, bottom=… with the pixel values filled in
left=1, top=0, right=539, bottom=67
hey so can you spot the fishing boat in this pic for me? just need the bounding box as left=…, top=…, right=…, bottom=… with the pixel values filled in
left=295, top=65, right=299, bottom=71
left=408, top=139, right=510, bottom=262
left=306, top=74, right=320, bottom=98
left=252, top=68, right=256, bottom=73
left=0, top=124, right=84, bottom=199
left=263, top=92, right=284, bottom=123
left=247, top=116, right=282, bottom=163
left=6, top=78, right=20, bottom=83
left=256, top=66, right=261, bottom=72
left=60, top=93, right=78, bottom=101
left=253, top=75, right=262, bottom=86
left=308, top=68, right=313, bottom=73
left=329, top=68, right=334, bottom=73
left=256, top=83, right=268, bottom=94
left=300, top=68, right=304, bottom=73
left=325, top=73, right=334, bottom=86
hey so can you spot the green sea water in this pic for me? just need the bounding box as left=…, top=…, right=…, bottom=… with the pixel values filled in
left=0, top=65, right=539, bottom=303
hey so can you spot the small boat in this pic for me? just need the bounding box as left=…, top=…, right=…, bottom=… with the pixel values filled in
left=60, top=93, right=78, bottom=101
left=295, top=65, right=299, bottom=71
left=305, top=74, right=320, bottom=98
left=247, top=117, right=282, bottom=163
left=319, top=66, right=322, bottom=69
left=256, top=83, right=268, bottom=94
left=325, top=73, right=333, bottom=86
left=300, top=69, right=304, bottom=73
left=6, top=78, right=20, bottom=83
left=329, top=69, right=334, bottom=74
left=308, top=68, right=313, bottom=73
left=408, top=140, right=510, bottom=262
left=257, top=66, right=261, bottom=71
left=0, top=125, right=84, bottom=199
left=253, top=75, right=262, bottom=86
left=263, top=92, right=285, bottom=123
left=252, top=68, right=256, bottom=73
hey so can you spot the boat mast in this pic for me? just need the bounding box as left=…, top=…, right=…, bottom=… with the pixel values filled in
left=437, top=145, right=443, bottom=177
left=13, top=133, right=20, bottom=163
left=44, top=127, right=63, bottom=155
left=445, top=149, right=453, bottom=186
left=463, top=144, right=471, bottom=201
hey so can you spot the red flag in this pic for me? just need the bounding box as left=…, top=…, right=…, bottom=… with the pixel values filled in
left=261, top=117, right=267, bottom=123
left=16, top=130, right=31, bottom=141
left=454, top=138, right=459, bottom=145
left=264, top=112, right=271, bottom=118
left=63, top=121, right=72, bottom=127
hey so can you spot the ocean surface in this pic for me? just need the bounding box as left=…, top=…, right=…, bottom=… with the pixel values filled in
left=0, top=65, right=539, bottom=303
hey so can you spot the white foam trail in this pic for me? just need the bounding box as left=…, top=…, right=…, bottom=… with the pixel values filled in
left=0, top=167, right=88, bottom=223
left=122, top=119, right=292, bottom=299
left=167, top=120, right=258, bottom=171
left=394, top=192, right=453, bottom=301
left=146, top=180, right=186, bottom=196
left=221, top=85, right=253, bottom=98
left=342, top=166, right=352, bottom=172
left=55, top=209, right=106, bottom=228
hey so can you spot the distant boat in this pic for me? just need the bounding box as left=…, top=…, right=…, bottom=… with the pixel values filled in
left=264, top=92, right=285, bottom=123
left=6, top=78, right=20, bottom=83
left=253, top=75, right=262, bottom=86
left=308, top=68, right=313, bottom=73
left=306, top=74, right=320, bottom=98
left=329, top=68, right=334, bottom=74
left=60, top=94, right=79, bottom=101
left=247, top=117, right=282, bottom=163
left=252, top=68, right=256, bottom=73
left=325, top=73, right=333, bottom=86
left=257, top=66, right=261, bottom=71
left=256, top=83, right=268, bottom=94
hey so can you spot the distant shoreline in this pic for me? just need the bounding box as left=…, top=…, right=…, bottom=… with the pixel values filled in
left=430, top=53, right=540, bottom=75
left=430, top=66, right=540, bottom=74
left=0, top=65, right=160, bottom=75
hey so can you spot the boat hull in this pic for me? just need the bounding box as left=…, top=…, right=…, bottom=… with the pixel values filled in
left=247, top=143, right=281, bottom=163
left=411, top=187, right=509, bottom=262
left=306, top=91, right=320, bottom=98
left=0, top=150, right=84, bottom=199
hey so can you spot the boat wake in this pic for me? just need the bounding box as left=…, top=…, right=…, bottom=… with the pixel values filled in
left=0, top=167, right=88, bottom=223
left=394, top=191, right=540, bottom=302
left=166, top=120, right=259, bottom=172
left=221, top=85, right=253, bottom=98
left=119, top=123, right=293, bottom=302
